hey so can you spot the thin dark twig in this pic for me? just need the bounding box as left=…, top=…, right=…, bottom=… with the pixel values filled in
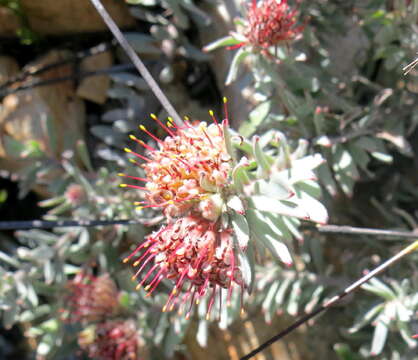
left=0, top=219, right=141, bottom=230
left=317, top=224, right=418, bottom=239
left=0, top=42, right=114, bottom=91
left=240, top=239, right=418, bottom=360
left=89, top=0, right=183, bottom=125
left=0, top=64, right=135, bottom=96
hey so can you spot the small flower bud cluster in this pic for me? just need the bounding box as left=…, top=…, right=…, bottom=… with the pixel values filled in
left=65, top=272, right=120, bottom=323
left=78, top=320, right=141, bottom=360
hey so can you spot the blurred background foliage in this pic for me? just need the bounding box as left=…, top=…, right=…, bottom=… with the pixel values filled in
left=0, top=0, right=417, bottom=359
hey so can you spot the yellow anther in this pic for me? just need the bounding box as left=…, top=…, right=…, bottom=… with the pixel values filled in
left=117, top=173, right=125, bottom=177
left=167, top=122, right=173, bottom=128
left=223, top=96, right=228, bottom=103
left=133, top=201, right=142, bottom=205
left=124, top=147, right=132, bottom=153
left=167, top=116, right=173, bottom=122
left=123, top=257, right=130, bottom=264
left=209, top=110, right=214, bottom=116
left=133, top=260, right=140, bottom=267
left=139, top=125, right=146, bottom=131
left=129, top=159, right=137, bottom=164
left=150, top=113, right=157, bottom=120
left=145, top=284, right=151, bottom=291
left=172, top=288, right=177, bottom=295
left=135, top=206, right=143, bottom=211
left=135, top=283, right=142, bottom=290
left=119, top=184, right=127, bottom=188
left=196, top=299, right=200, bottom=305
left=184, top=116, right=190, bottom=121
left=129, top=134, right=137, bottom=140
left=166, top=200, right=174, bottom=205
left=206, top=313, right=210, bottom=321
left=162, top=306, right=167, bottom=312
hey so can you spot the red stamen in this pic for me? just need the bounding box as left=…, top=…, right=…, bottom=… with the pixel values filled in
left=139, top=125, right=164, bottom=144
left=227, top=248, right=235, bottom=306
left=124, top=148, right=152, bottom=162
left=136, top=263, right=159, bottom=290
left=129, top=134, right=156, bottom=151
left=206, top=285, right=217, bottom=320
left=120, top=184, right=147, bottom=190
left=123, top=240, right=151, bottom=263
left=118, top=173, right=148, bottom=182
left=151, top=113, right=176, bottom=137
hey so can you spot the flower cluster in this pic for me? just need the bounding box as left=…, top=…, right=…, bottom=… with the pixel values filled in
left=78, top=320, right=141, bottom=360
left=64, top=272, right=120, bottom=323
left=121, top=99, right=328, bottom=319
left=120, top=106, right=245, bottom=319
left=242, top=0, right=304, bottom=51
left=124, top=215, right=242, bottom=319
left=121, top=114, right=230, bottom=221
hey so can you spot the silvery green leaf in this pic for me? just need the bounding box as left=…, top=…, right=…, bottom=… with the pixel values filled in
left=295, top=180, right=322, bottom=199
left=102, top=109, right=132, bottom=123
left=291, top=139, right=309, bottom=160
left=347, top=143, right=370, bottom=171
left=361, top=278, right=396, bottom=301
left=203, top=35, right=241, bottom=52
left=348, top=303, right=385, bottom=333
left=239, top=101, right=271, bottom=137
left=246, top=209, right=286, bottom=240
left=90, top=125, right=127, bottom=149
left=249, top=196, right=314, bottom=223
left=262, top=281, right=280, bottom=313
left=253, top=136, right=273, bottom=176
left=124, top=33, right=161, bottom=55
left=76, top=140, right=94, bottom=172
left=316, top=162, right=338, bottom=197
left=370, top=318, right=388, bottom=356
left=304, top=285, right=324, bottom=313
left=257, top=232, right=292, bottom=266
left=396, top=302, right=413, bottom=322
left=196, top=320, right=208, bottom=347
left=178, top=43, right=210, bottom=61
left=332, top=147, right=359, bottom=181
left=334, top=167, right=355, bottom=196
left=397, top=321, right=416, bottom=348
left=107, top=84, right=138, bottom=99
left=231, top=212, right=250, bottom=250
left=370, top=151, right=393, bottom=163
left=225, top=48, right=250, bottom=85
left=231, top=159, right=251, bottom=192
left=19, top=304, right=51, bottom=322
left=0, top=251, right=20, bottom=268
left=286, top=279, right=301, bottom=316
left=227, top=195, right=245, bottom=214
left=275, top=277, right=291, bottom=306
left=110, top=73, right=148, bottom=91
left=265, top=213, right=293, bottom=241
left=255, top=179, right=293, bottom=200
left=2, top=301, right=18, bottom=329
left=239, top=243, right=254, bottom=293
left=293, top=192, right=328, bottom=224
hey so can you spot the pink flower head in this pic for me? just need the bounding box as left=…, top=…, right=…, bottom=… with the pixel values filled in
left=123, top=215, right=244, bottom=320
left=78, top=320, right=141, bottom=360
left=64, top=272, right=119, bottom=323
left=120, top=104, right=231, bottom=221
left=232, top=0, right=304, bottom=53
left=65, top=183, right=86, bottom=205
